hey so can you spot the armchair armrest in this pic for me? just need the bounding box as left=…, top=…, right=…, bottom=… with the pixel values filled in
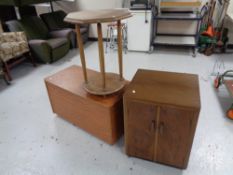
left=28, top=40, right=51, bottom=63
left=49, top=28, right=74, bottom=38
left=49, top=28, right=76, bottom=48
left=28, top=39, right=48, bottom=45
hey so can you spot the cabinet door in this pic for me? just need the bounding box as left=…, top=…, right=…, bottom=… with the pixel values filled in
left=156, top=107, right=195, bottom=168
left=125, top=101, right=157, bottom=161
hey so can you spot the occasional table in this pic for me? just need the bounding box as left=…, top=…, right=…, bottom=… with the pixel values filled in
left=64, top=9, right=132, bottom=95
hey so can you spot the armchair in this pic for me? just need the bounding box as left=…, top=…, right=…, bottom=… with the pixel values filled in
left=0, top=31, right=35, bottom=81
left=40, top=10, right=89, bottom=48
left=6, top=16, right=71, bottom=63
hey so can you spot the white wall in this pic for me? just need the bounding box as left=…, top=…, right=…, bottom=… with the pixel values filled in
left=77, top=0, right=122, bottom=10
left=42, top=0, right=233, bottom=43
left=76, top=0, right=123, bottom=38
left=228, top=0, right=233, bottom=14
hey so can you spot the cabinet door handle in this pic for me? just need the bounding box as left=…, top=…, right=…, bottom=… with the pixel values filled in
left=159, top=122, right=165, bottom=135
left=150, top=120, right=156, bottom=132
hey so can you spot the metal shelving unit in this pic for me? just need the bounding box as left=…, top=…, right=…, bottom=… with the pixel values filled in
left=151, top=1, right=206, bottom=57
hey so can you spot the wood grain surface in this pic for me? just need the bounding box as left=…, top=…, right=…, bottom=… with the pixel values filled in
left=45, top=65, right=127, bottom=144
left=124, top=69, right=201, bottom=109
left=125, top=101, right=157, bottom=161
left=156, top=107, right=197, bottom=168
left=64, top=9, right=132, bottom=24
left=124, top=69, right=201, bottom=169
left=117, top=20, right=123, bottom=80
left=160, top=1, right=201, bottom=7
left=97, top=23, right=106, bottom=89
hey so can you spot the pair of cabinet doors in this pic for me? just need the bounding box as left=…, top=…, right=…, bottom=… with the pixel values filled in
left=124, top=101, right=199, bottom=169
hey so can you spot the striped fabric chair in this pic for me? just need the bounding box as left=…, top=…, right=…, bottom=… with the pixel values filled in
left=0, top=31, right=35, bottom=81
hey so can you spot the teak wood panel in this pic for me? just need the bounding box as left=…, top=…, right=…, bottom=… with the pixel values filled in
left=123, top=69, right=201, bottom=169
left=160, top=1, right=201, bottom=7
left=124, top=100, right=199, bottom=168
left=124, top=69, right=200, bottom=109
left=45, top=65, right=125, bottom=144
left=45, top=66, right=123, bottom=107
left=155, top=107, right=196, bottom=168
left=125, top=101, right=157, bottom=161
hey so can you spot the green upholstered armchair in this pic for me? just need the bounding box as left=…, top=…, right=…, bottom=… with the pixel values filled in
left=40, top=10, right=89, bottom=47
left=6, top=16, right=71, bottom=63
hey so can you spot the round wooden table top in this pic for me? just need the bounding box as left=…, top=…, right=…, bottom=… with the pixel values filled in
left=64, top=9, right=132, bottom=24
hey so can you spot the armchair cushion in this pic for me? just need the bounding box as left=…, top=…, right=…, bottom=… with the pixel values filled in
left=28, top=38, right=69, bottom=63
left=40, top=10, right=71, bottom=31
left=49, top=28, right=73, bottom=38
left=40, top=10, right=90, bottom=47
left=0, top=32, right=29, bottom=62
left=49, top=29, right=75, bottom=48
left=20, top=16, right=49, bottom=40
left=47, top=38, right=68, bottom=49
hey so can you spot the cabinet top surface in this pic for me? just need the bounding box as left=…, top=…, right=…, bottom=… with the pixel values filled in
left=44, top=65, right=125, bottom=107
left=124, top=69, right=200, bottom=109
left=64, top=9, right=132, bottom=24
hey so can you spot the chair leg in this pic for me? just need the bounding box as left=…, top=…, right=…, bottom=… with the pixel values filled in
left=25, top=52, right=37, bottom=67
left=3, top=72, right=10, bottom=85
left=2, top=61, right=12, bottom=81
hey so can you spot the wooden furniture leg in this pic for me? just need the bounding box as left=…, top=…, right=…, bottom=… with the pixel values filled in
left=117, top=20, right=123, bottom=80
left=3, top=72, right=10, bottom=85
left=25, top=52, right=37, bottom=67
left=76, top=24, right=88, bottom=84
left=2, top=61, right=12, bottom=81
left=97, top=23, right=106, bottom=89
left=0, top=66, right=10, bottom=85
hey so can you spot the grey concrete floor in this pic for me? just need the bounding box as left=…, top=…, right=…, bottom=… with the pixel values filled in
left=0, top=42, right=233, bottom=175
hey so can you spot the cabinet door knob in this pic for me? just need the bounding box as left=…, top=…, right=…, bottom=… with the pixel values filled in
left=159, top=122, right=165, bottom=135
left=150, top=120, right=156, bottom=132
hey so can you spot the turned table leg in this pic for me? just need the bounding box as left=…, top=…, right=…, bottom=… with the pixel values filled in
left=76, top=24, right=88, bottom=84
left=97, top=23, right=106, bottom=89
left=117, top=20, right=123, bottom=80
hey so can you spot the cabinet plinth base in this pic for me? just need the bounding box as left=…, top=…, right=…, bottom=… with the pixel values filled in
left=45, top=65, right=126, bottom=145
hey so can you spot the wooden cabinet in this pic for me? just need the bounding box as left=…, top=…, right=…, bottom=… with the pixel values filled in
left=45, top=66, right=126, bottom=145
left=124, top=69, right=200, bottom=169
